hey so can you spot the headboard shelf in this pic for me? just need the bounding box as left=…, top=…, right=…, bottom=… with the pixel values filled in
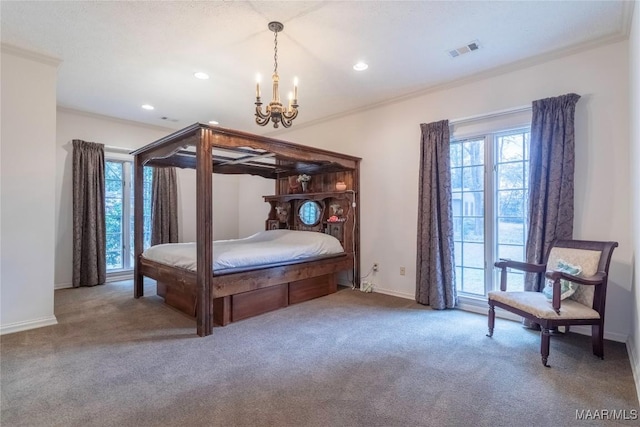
left=263, top=191, right=355, bottom=203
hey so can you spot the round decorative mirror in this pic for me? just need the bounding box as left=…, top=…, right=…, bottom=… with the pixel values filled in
left=298, top=200, right=321, bottom=226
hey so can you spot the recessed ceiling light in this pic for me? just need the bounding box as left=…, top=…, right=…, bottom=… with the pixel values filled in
left=141, top=104, right=154, bottom=110
left=194, top=72, right=210, bottom=80
left=353, top=62, right=368, bottom=71
left=208, top=120, right=219, bottom=125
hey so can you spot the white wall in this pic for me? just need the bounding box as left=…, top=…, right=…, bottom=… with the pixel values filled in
left=1, top=46, right=59, bottom=333
left=238, top=175, right=275, bottom=238
left=178, top=170, right=242, bottom=242
left=628, top=0, right=640, bottom=404
left=274, top=41, right=633, bottom=342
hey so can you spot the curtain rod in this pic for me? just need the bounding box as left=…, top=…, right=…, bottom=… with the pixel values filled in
left=449, top=105, right=531, bottom=126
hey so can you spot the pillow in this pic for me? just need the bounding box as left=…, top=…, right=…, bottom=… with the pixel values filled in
left=542, top=259, right=582, bottom=301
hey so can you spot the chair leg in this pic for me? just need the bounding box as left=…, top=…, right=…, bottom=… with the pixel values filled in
left=541, top=328, right=551, bottom=367
left=592, top=323, right=604, bottom=359
left=487, top=304, right=495, bottom=337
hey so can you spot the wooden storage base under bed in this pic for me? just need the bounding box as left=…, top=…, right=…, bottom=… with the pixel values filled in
left=157, top=274, right=338, bottom=325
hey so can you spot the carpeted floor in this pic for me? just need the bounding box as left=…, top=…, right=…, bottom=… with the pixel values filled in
left=1, top=280, right=638, bottom=427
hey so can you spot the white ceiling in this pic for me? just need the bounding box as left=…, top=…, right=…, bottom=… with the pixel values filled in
left=0, top=1, right=633, bottom=133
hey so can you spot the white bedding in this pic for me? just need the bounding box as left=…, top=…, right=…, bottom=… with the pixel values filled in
left=142, top=229, right=345, bottom=272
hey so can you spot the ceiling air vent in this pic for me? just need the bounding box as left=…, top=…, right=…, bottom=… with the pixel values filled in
left=448, top=40, right=481, bottom=58
left=160, top=116, right=179, bottom=122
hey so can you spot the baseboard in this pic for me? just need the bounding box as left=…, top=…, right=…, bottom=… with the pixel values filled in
left=55, top=282, right=72, bottom=290
left=0, top=315, right=58, bottom=335
left=372, top=287, right=414, bottom=300
left=627, top=336, right=640, bottom=405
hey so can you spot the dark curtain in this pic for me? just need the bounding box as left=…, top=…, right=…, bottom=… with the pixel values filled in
left=525, top=93, right=581, bottom=293
left=72, top=140, right=106, bottom=287
left=416, top=120, right=457, bottom=309
left=151, top=167, right=178, bottom=245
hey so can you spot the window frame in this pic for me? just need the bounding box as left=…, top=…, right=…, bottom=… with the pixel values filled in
left=104, top=151, right=152, bottom=275
left=450, top=125, right=531, bottom=299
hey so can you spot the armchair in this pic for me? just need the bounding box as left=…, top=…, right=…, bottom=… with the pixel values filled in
left=487, top=239, right=618, bottom=367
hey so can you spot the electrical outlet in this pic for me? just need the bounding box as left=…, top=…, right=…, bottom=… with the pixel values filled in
left=373, top=263, right=379, bottom=272
left=400, top=266, right=406, bottom=276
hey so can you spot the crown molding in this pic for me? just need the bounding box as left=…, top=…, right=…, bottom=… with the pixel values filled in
left=57, top=106, right=175, bottom=133
left=0, top=43, right=61, bottom=67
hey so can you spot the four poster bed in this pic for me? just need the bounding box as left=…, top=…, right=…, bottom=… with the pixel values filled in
left=132, top=123, right=361, bottom=337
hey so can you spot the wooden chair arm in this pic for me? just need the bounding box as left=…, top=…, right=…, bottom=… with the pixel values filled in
left=543, top=271, right=607, bottom=313
left=494, top=259, right=546, bottom=291
left=494, top=259, right=546, bottom=273
left=544, top=271, right=606, bottom=286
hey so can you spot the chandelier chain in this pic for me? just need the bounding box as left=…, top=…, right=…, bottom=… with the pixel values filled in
left=273, top=31, right=278, bottom=74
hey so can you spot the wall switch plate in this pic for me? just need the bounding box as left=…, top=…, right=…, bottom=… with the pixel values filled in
left=400, top=266, right=406, bottom=276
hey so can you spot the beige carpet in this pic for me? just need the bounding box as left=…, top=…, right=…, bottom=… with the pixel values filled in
left=1, top=280, right=638, bottom=426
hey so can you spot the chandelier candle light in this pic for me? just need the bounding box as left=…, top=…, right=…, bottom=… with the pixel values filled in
left=255, top=21, right=299, bottom=128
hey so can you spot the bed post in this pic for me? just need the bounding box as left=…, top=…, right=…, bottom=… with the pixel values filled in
left=196, top=128, right=214, bottom=336
left=354, top=159, right=361, bottom=288
left=133, top=154, right=145, bottom=298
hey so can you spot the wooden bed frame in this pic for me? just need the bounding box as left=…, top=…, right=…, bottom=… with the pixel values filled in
left=131, top=124, right=361, bottom=336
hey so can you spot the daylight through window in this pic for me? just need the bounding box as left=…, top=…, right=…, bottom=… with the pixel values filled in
left=450, top=128, right=530, bottom=296
left=105, top=160, right=153, bottom=271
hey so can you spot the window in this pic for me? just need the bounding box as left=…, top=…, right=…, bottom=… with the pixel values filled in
left=298, top=200, right=321, bottom=225
left=450, top=127, right=530, bottom=296
left=105, top=160, right=153, bottom=271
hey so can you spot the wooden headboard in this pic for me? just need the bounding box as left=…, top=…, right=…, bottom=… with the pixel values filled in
left=263, top=191, right=356, bottom=254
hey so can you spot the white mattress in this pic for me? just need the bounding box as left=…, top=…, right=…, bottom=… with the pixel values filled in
left=142, top=229, right=345, bottom=272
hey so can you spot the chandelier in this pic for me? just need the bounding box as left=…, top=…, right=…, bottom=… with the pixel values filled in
left=255, top=21, right=299, bottom=128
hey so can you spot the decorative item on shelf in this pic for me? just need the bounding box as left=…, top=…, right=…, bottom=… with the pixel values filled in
left=335, top=181, right=347, bottom=191
left=287, top=175, right=302, bottom=194
left=327, top=215, right=340, bottom=223
left=255, top=21, right=299, bottom=128
left=275, top=204, right=289, bottom=223
left=297, top=174, right=311, bottom=193
left=329, top=203, right=344, bottom=217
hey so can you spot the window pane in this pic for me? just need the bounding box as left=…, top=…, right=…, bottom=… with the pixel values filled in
left=462, top=242, right=484, bottom=268
left=106, top=251, right=122, bottom=270
left=462, top=217, right=483, bottom=242
left=498, top=244, right=525, bottom=262
left=465, top=191, right=483, bottom=216
left=461, top=268, right=484, bottom=295
left=462, top=140, right=484, bottom=167
left=505, top=272, right=525, bottom=292
left=497, top=135, right=524, bottom=162
left=462, top=166, right=483, bottom=191
left=450, top=144, right=462, bottom=167
left=127, top=165, right=154, bottom=269
left=105, top=162, right=122, bottom=180
left=497, top=220, right=525, bottom=245
left=497, top=190, right=524, bottom=218
left=105, top=161, right=124, bottom=273
left=497, top=162, right=524, bottom=189
left=453, top=217, right=462, bottom=241
left=451, top=167, right=462, bottom=190
left=107, top=161, right=154, bottom=272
